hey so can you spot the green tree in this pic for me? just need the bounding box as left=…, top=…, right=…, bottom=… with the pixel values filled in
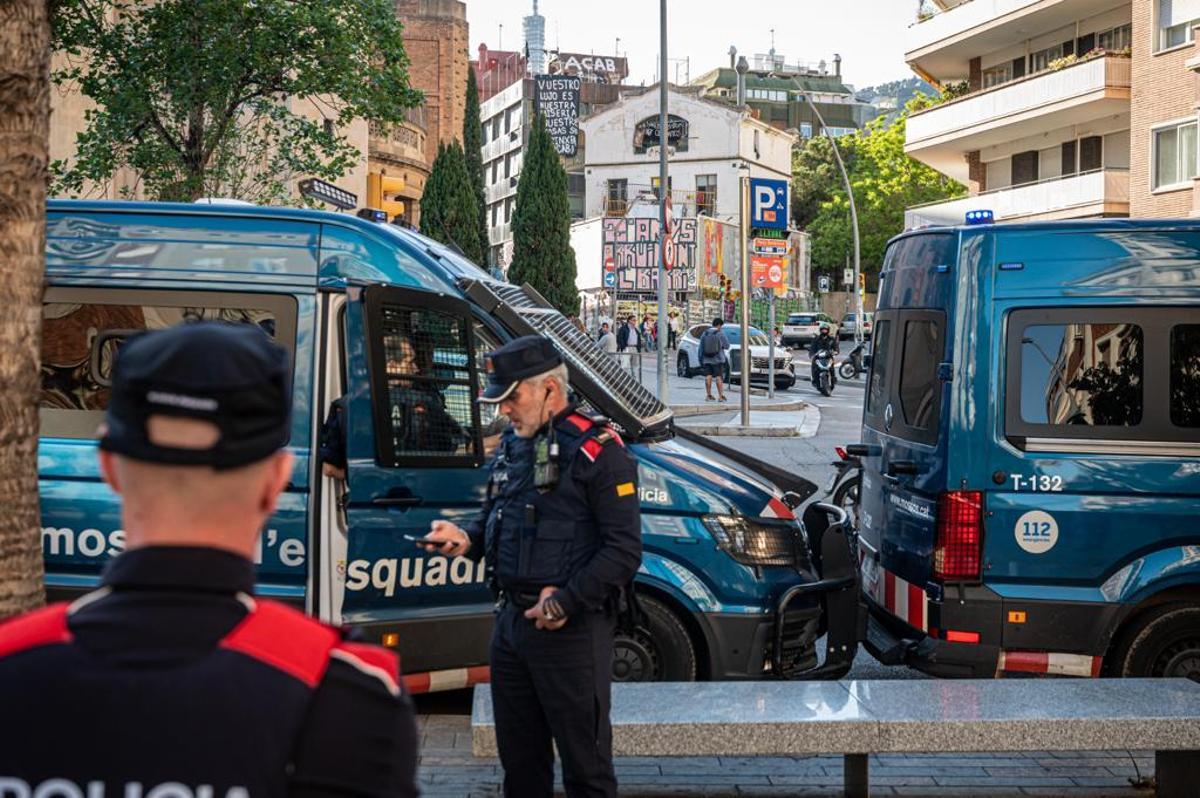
left=51, top=0, right=423, bottom=203
left=509, top=115, right=578, bottom=316
left=462, top=68, right=489, bottom=264
left=804, top=95, right=963, bottom=287
left=0, top=0, right=51, bottom=616
left=420, top=141, right=485, bottom=263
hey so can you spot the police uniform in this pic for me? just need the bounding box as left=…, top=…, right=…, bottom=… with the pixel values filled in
left=0, top=323, right=419, bottom=797
left=465, top=336, right=642, bottom=798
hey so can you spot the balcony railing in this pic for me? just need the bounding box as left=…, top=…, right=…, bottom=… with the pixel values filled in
left=908, top=0, right=1041, bottom=55
left=486, top=179, right=518, bottom=205
left=907, top=54, right=1131, bottom=147
left=904, top=168, right=1129, bottom=228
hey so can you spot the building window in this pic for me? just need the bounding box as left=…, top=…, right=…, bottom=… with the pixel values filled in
left=504, top=197, right=513, bottom=223
left=982, top=63, right=1012, bottom=89
left=1061, top=141, right=1078, bottom=176
left=695, top=174, right=717, bottom=216
left=1158, top=0, right=1200, bottom=49
left=505, top=108, right=512, bottom=134
left=504, top=152, right=512, bottom=179
left=799, top=123, right=813, bottom=138
left=1029, top=43, right=1065, bottom=73
left=606, top=179, right=628, bottom=215
left=491, top=205, right=499, bottom=226
left=1079, top=136, right=1103, bottom=172
left=491, top=160, right=499, bottom=183
left=651, top=175, right=673, bottom=200
left=1097, top=23, right=1131, bottom=51
left=492, top=118, right=501, bottom=140
left=1012, top=150, right=1039, bottom=186
left=1153, top=120, right=1198, bottom=189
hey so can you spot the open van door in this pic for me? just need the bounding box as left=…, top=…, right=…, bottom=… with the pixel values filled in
left=339, top=284, right=495, bottom=675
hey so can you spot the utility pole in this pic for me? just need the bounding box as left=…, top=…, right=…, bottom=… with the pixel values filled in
left=739, top=169, right=751, bottom=425
left=656, top=0, right=670, bottom=402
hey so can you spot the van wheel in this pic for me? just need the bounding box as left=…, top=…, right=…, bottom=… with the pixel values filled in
left=677, top=352, right=692, bottom=378
left=612, top=595, right=697, bottom=682
left=1108, top=604, right=1200, bottom=680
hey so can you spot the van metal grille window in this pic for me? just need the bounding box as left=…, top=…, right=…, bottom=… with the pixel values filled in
left=1170, top=325, right=1199, bottom=428
left=461, top=280, right=672, bottom=439
left=372, top=303, right=478, bottom=464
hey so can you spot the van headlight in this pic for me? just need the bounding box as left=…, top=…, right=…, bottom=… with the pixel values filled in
left=702, top=514, right=803, bottom=567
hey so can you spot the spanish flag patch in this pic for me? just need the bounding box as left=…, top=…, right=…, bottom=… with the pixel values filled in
left=616, top=482, right=636, bottom=497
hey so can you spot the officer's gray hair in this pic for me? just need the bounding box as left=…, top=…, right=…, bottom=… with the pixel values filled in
left=527, top=362, right=570, bottom=396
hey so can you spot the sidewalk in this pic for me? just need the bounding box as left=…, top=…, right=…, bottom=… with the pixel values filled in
left=416, top=714, right=1154, bottom=797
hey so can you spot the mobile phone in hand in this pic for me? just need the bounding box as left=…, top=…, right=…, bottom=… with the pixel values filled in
left=402, top=533, right=437, bottom=547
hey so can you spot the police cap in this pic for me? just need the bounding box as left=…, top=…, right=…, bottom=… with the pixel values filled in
left=478, top=335, right=563, bottom=403
left=99, top=322, right=291, bottom=469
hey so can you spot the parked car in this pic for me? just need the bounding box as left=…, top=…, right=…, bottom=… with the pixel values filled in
left=781, top=312, right=838, bottom=348
left=838, top=311, right=873, bottom=340
left=677, top=323, right=796, bottom=388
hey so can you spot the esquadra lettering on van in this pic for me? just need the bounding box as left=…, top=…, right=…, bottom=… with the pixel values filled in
left=0, top=778, right=248, bottom=798
left=345, top=557, right=487, bottom=597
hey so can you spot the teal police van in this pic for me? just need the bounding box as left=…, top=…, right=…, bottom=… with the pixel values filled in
left=856, top=217, right=1200, bottom=679
left=38, top=200, right=861, bottom=692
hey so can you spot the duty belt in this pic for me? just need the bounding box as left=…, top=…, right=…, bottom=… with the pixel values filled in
left=500, top=589, right=542, bottom=611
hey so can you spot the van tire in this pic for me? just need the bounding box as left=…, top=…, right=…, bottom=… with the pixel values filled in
left=1107, top=604, right=1200, bottom=681
left=612, top=595, right=697, bottom=682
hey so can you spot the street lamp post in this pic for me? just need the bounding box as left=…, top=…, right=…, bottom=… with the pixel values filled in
left=738, top=167, right=751, bottom=426
left=800, top=93, right=864, bottom=346
left=656, top=0, right=670, bottom=402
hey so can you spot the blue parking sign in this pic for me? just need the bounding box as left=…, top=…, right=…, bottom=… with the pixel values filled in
left=750, top=178, right=789, bottom=230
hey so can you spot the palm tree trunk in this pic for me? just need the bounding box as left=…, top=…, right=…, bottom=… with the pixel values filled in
left=0, top=0, right=51, bottom=618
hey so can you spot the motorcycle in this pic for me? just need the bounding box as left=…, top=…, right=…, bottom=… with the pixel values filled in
left=824, top=446, right=862, bottom=532
left=811, top=348, right=835, bottom=396
left=838, top=341, right=867, bottom=380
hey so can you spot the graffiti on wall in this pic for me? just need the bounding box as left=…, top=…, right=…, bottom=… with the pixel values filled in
left=601, top=217, right=697, bottom=293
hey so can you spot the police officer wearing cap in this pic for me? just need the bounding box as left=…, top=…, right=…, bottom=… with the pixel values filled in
left=425, top=335, right=642, bottom=798
left=0, top=322, right=419, bottom=797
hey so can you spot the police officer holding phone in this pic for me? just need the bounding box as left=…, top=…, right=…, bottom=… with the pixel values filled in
left=423, top=335, right=642, bottom=798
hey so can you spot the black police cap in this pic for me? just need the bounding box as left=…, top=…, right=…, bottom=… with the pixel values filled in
left=478, top=335, right=563, bottom=403
left=99, top=322, right=291, bottom=469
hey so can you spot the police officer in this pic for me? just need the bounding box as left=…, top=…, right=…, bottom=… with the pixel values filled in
left=0, top=323, right=419, bottom=797
left=425, top=335, right=642, bottom=798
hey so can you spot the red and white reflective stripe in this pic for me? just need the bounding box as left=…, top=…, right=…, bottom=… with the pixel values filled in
left=860, top=550, right=928, bottom=632
left=997, top=650, right=1103, bottom=678
left=403, top=664, right=491, bottom=694
left=760, top=496, right=795, bottom=521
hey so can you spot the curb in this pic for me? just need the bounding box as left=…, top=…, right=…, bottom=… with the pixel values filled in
left=670, top=400, right=808, bottom=418
left=676, top=404, right=821, bottom=438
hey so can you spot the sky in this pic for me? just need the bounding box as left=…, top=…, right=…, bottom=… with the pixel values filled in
left=465, top=0, right=917, bottom=92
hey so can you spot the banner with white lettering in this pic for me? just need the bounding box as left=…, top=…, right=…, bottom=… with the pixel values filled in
left=535, top=75, right=582, bottom=157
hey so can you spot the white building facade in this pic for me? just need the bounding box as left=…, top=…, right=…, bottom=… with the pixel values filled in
left=580, top=87, right=796, bottom=224
left=904, top=0, right=1132, bottom=227
left=480, top=78, right=526, bottom=267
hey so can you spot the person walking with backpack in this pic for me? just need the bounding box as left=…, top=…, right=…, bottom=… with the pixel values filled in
left=698, top=317, right=730, bottom=402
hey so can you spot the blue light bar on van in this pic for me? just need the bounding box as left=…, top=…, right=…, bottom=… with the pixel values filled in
left=357, top=207, right=388, bottom=223
left=965, top=209, right=994, bottom=225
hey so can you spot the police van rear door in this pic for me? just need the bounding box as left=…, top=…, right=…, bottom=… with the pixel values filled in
left=341, top=284, right=495, bottom=675
left=859, top=232, right=958, bottom=635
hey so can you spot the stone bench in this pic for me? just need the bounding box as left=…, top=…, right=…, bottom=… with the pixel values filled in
left=472, top=678, right=1200, bottom=797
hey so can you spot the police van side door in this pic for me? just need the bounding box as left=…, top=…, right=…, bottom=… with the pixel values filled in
left=341, top=284, right=494, bottom=673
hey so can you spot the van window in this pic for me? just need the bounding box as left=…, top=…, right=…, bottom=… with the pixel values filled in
left=1172, top=325, right=1200, bottom=427
left=1018, top=323, right=1143, bottom=427
left=40, top=288, right=297, bottom=439
left=374, top=306, right=477, bottom=460
left=898, top=318, right=943, bottom=435
left=866, top=318, right=892, bottom=417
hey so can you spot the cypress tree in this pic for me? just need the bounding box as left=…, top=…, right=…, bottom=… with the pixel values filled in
left=509, top=114, right=579, bottom=316
left=463, top=68, right=489, bottom=263
left=419, top=140, right=484, bottom=263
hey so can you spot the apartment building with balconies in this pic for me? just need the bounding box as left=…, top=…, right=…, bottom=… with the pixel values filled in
left=903, top=0, right=1134, bottom=227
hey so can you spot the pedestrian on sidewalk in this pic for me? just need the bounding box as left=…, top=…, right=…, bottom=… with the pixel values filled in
left=0, top=323, right=419, bottom=797
left=699, top=317, right=730, bottom=402
left=423, top=336, right=642, bottom=798
left=597, top=322, right=618, bottom=354
left=668, top=311, right=681, bottom=350
left=616, top=314, right=640, bottom=371
left=641, top=314, right=656, bottom=352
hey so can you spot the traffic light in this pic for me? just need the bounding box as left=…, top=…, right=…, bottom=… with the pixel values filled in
left=367, top=173, right=406, bottom=221
left=858, top=273, right=866, bottom=292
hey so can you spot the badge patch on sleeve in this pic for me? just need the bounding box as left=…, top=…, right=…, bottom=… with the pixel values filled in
left=616, top=482, right=636, bottom=497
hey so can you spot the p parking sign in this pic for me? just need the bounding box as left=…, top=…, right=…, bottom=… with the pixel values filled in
left=749, top=177, right=789, bottom=230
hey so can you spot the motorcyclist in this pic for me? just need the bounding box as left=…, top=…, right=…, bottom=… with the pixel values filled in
left=809, top=324, right=840, bottom=386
